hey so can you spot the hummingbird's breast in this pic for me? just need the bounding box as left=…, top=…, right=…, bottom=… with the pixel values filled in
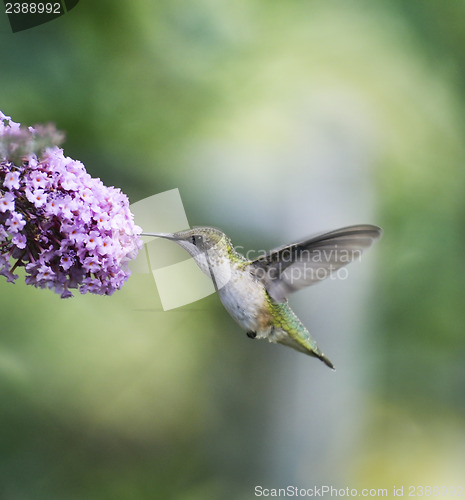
left=217, top=263, right=273, bottom=334
left=191, top=243, right=273, bottom=334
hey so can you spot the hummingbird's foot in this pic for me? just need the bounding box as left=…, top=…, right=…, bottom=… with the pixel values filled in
left=246, top=331, right=257, bottom=339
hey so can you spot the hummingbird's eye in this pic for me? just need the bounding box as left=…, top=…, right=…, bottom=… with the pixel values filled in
left=191, top=236, right=196, bottom=244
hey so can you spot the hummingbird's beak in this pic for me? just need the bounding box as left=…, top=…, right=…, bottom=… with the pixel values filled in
left=141, top=232, right=177, bottom=240
left=140, top=233, right=173, bottom=239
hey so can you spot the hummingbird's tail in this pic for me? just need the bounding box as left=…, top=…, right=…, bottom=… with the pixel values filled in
left=275, top=331, right=334, bottom=369
left=269, top=301, right=335, bottom=369
left=310, top=350, right=335, bottom=370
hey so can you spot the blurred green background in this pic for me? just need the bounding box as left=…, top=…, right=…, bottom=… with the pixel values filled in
left=1, top=1, right=464, bottom=499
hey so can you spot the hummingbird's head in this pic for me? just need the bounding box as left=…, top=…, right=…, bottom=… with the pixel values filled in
left=142, top=227, right=233, bottom=283
left=142, top=226, right=230, bottom=260
left=170, top=227, right=229, bottom=254
left=142, top=227, right=235, bottom=289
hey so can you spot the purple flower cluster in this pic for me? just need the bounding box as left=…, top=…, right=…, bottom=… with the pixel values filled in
left=0, top=111, right=142, bottom=298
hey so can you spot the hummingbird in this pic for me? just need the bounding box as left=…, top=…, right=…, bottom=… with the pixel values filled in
left=142, top=224, right=382, bottom=369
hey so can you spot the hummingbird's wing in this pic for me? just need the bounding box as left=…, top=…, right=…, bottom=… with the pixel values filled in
left=250, top=224, right=382, bottom=303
